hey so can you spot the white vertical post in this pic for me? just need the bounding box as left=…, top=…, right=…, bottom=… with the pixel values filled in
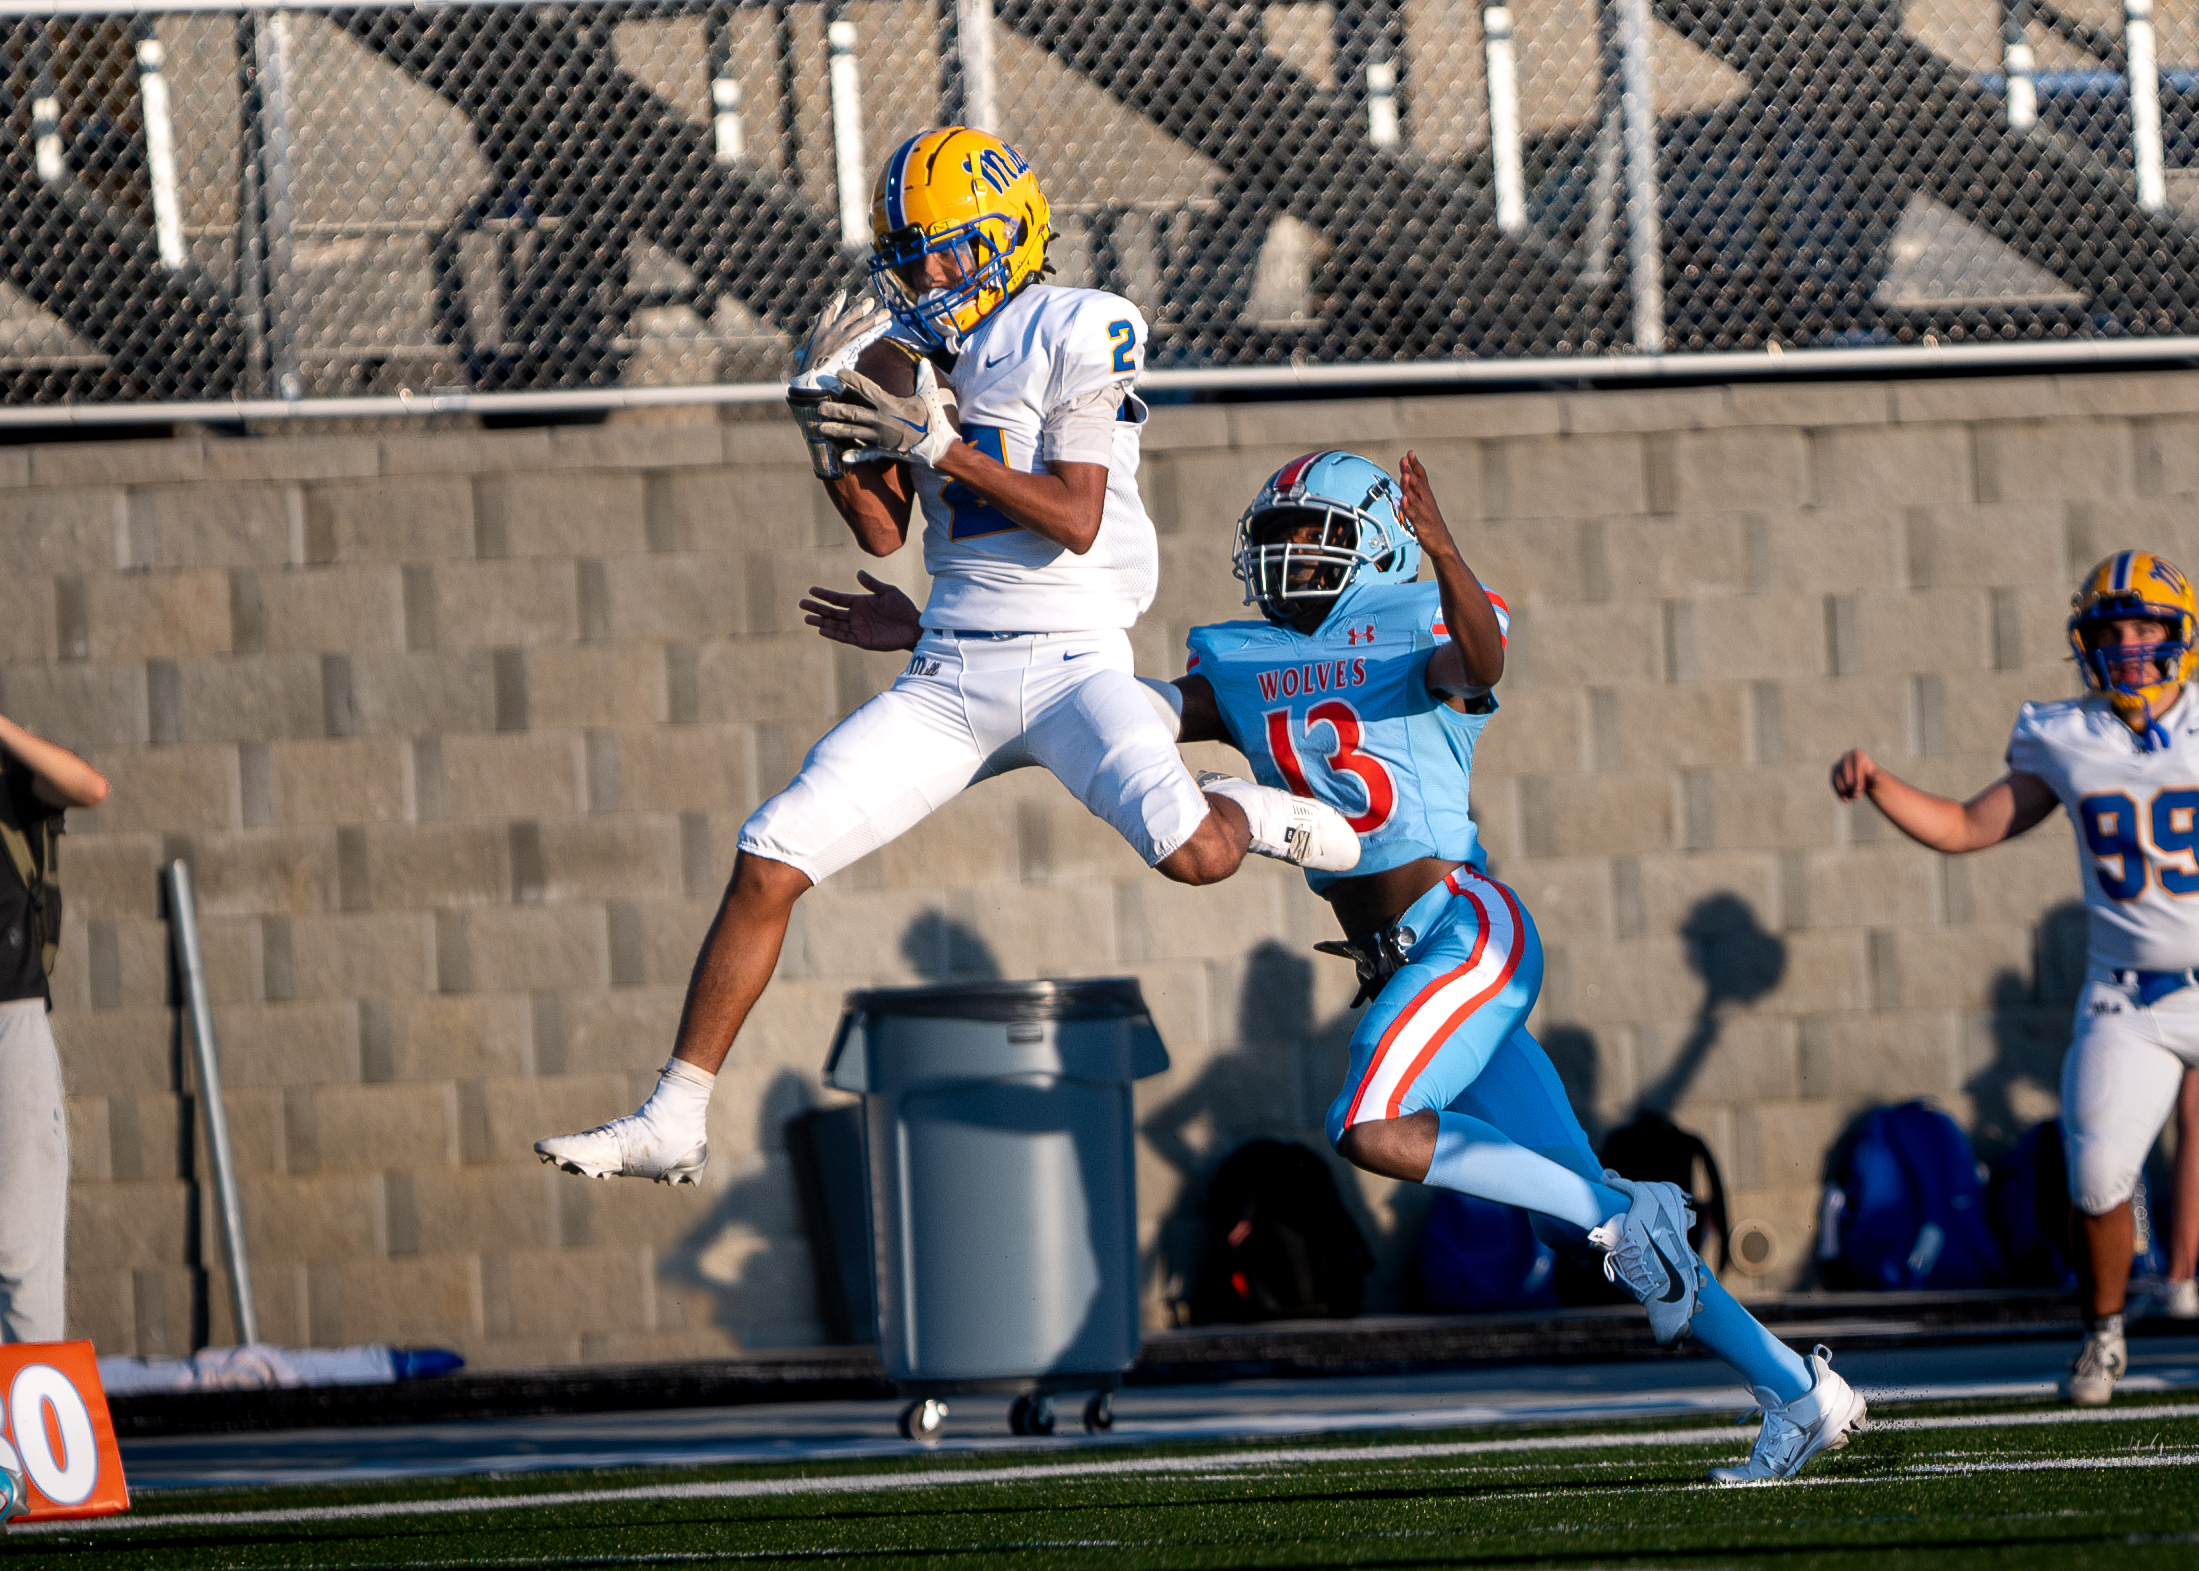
left=31, top=70, right=62, bottom=185
left=1616, top=0, right=1662, bottom=352
left=138, top=36, right=186, bottom=268
left=2004, top=18, right=2038, bottom=131
left=827, top=19, right=869, bottom=245
left=2128, top=0, right=2166, bottom=211
left=256, top=10, right=301, bottom=399
left=713, top=74, right=745, bottom=162
left=955, top=0, right=995, bottom=133
left=1366, top=58, right=1400, bottom=148
left=165, top=860, right=260, bottom=1348
left=1484, top=5, right=1525, bottom=234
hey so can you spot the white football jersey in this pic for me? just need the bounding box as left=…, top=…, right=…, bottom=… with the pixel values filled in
left=912, top=284, right=1157, bottom=632
left=2007, top=688, right=2199, bottom=968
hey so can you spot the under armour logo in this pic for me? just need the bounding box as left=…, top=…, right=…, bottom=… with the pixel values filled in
left=1344, top=623, right=1376, bottom=645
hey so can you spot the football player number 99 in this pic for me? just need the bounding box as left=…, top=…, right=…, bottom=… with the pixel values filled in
left=2079, top=787, right=2199, bottom=899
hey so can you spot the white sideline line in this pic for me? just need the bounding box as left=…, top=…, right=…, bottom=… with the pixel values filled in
left=30, top=1401, right=2199, bottom=1535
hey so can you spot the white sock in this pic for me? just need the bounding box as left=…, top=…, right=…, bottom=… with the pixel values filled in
left=635, top=1057, right=714, bottom=1142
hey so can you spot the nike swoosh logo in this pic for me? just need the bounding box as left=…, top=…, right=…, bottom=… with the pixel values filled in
left=894, top=415, right=927, bottom=434
left=984, top=352, right=1011, bottom=368
left=1064, top=650, right=1094, bottom=660
left=1650, top=1238, right=1689, bottom=1302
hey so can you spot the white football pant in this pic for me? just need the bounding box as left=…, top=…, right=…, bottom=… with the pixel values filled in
left=0, top=999, right=67, bottom=1342
left=739, top=628, right=1210, bottom=881
left=2062, top=966, right=2199, bottom=1215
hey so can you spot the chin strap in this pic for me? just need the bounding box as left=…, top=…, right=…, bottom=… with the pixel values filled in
left=2146, top=718, right=2174, bottom=752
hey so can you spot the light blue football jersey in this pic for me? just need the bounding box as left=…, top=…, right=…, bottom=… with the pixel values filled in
left=1186, top=580, right=1500, bottom=893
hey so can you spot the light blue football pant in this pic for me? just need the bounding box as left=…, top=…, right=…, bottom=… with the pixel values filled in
left=1323, top=868, right=1810, bottom=1403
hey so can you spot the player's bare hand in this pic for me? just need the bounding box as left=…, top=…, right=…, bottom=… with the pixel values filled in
left=800, top=571, right=923, bottom=652
left=1829, top=748, right=1879, bottom=801
left=1398, top=451, right=1461, bottom=560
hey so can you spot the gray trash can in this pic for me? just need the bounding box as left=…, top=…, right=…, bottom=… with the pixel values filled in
left=825, top=977, right=1169, bottom=1441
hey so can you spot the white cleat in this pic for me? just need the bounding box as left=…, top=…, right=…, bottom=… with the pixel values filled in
left=1708, top=1344, right=1867, bottom=1483
left=1197, top=772, right=1361, bottom=873
left=535, top=1115, right=707, bottom=1186
left=2164, top=1278, right=2199, bottom=1320
left=1590, top=1174, right=1704, bottom=1347
left=2060, top=1326, right=2128, bottom=1405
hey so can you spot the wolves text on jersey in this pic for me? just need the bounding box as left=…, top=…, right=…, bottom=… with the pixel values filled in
left=1255, top=659, right=1370, bottom=702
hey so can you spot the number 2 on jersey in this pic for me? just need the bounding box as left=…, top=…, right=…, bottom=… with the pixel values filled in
left=1265, top=700, right=1397, bottom=833
left=1108, top=320, right=1136, bottom=374
left=2079, top=786, right=2199, bottom=899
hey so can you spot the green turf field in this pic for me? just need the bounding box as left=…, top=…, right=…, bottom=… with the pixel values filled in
left=12, top=1399, right=2197, bottom=1569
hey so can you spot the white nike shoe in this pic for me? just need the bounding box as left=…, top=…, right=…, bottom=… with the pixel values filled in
left=1589, top=1174, right=1704, bottom=1347
left=1197, top=772, right=1361, bottom=873
left=2164, top=1278, right=2199, bottom=1320
left=2061, top=1326, right=2127, bottom=1405
left=535, top=1114, right=707, bottom=1186
left=1707, top=1344, right=1867, bottom=1483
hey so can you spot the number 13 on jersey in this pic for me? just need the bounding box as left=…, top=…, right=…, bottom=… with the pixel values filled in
left=1266, top=701, right=1397, bottom=833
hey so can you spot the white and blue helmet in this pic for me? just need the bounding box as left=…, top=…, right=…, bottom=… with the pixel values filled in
left=1232, top=450, right=1420, bottom=624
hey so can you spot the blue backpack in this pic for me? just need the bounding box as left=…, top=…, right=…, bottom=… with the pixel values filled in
left=1418, top=1192, right=1559, bottom=1313
left=1822, top=1101, right=2007, bottom=1290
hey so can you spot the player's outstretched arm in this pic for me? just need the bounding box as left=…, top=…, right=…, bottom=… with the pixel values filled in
left=1829, top=748, right=2057, bottom=852
left=821, top=460, right=916, bottom=558
left=0, top=713, right=108, bottom=808
left=1171, top=676, right=1237, bottom=747
left=1399, top=450, right=1504, bottom=700
left=800, top=572, right=923, bottom=652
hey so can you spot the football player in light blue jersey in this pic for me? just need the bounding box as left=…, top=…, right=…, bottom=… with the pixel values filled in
left=1179, top=450, right=1863, bottom=1483
left=815, top=447, right=1868, bottom=1482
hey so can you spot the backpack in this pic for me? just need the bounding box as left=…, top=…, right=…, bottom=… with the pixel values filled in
left=1599, top=1111, right=1731, bottom=1270
left=1418, top=1192, right=1558, bottom=1313
left=1553, top=1110, right=1729, bottom=1306
left=0, top=770, right=60, bottom=980
left=1988, top=1120, right=2076, bottom=1290
left=1987, top=1117, right=2168, bottom=1288
left=1190, top=1139, right=1374, bottom=1323
left=1821, top=1101, right=2006, bottom=1290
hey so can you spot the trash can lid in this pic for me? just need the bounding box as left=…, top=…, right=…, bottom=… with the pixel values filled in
left=840, top=976, right=1151, bottom=1024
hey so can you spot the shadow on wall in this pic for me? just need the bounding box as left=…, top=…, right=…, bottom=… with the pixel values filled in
left=660, top=911, right=1008, bottom=1348
left=1142, top=939, right=1395, bottom=1317
left=657, top=1066, right=825, bottom=1348
left=1543, top=891, right=1788, bottom=1131
left=1967, top=899, right=2086, bottom=1158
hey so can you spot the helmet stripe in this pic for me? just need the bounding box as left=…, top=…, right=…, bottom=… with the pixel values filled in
left=884, top=135, right=919, bottom=230
left=2114, top=550, right=2135, bottom=592
left=1274, top=452, right=1327, bottom=492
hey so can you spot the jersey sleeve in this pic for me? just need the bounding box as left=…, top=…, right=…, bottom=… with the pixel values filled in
left=2004, top=703, right=2060, bottom=793
left=1042, top=295, right=1144, bottom=423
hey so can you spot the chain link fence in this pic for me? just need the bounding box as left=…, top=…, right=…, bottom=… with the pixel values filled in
left=6, top=0, right=2199, bottom=409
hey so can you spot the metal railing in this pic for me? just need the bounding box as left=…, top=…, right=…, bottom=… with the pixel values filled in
left=3, top=0, right=2199, bottom=416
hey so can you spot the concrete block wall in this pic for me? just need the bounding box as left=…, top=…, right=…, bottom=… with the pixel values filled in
left=8, top=367, right=2189, bottom=1365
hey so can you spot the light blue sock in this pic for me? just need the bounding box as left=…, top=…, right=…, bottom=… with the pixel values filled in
left=1690, top=1277, right=1812, bottom=1403
left=1425, top=1111, right=1629, bottom=1231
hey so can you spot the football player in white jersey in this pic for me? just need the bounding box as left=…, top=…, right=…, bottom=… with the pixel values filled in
left=534, top=128, right=1353, bottom=1188
left=1833, top=549, right=2199, bottom=1402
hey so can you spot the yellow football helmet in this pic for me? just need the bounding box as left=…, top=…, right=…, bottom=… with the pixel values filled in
left=868, top=127, right=1051, bottom=353
left=2068, top=549, right=2199, bottom=745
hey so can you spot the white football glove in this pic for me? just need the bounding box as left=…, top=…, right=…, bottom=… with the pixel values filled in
left=787, top=289, right=895, bottom=479
left=816, top=358, right=957, bottom=469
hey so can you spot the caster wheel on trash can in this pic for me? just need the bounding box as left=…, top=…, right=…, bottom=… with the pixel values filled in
left=898, top=1398, right=949, bottom=1444
left=1007, top=1393, right=1056, bottom=1435
left=1083, top=1393, right=1114, bottom=1433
